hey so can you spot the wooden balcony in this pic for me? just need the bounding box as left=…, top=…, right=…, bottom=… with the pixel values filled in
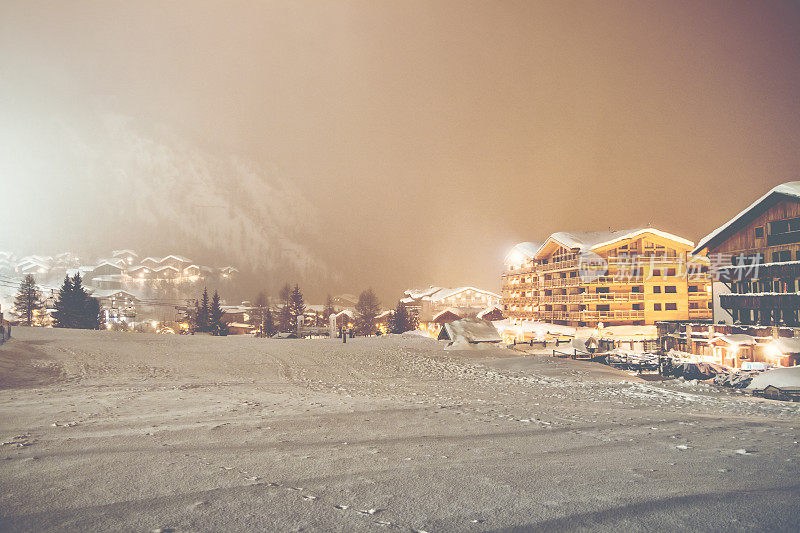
left=583, top=292, right=645, bottom=302
left=582, top=310, right=645, bottom=321
left=538, top=259, right=579, bottom=272
left=720, top=293, right=800, bottom=310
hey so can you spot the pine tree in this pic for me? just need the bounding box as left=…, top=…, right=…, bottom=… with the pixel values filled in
left=83, top=296, right=103, bottom=330
left=277, top=283, right=292, bottom=332
left=390, top=300, right=414, bottom=334
left=197, top=288, right=210, bottom=333
left=210, top=290, right=226, bottom=335
left=288, top=284, right=305, bottom=331
left=354, top=288, right=381, bottom=336
left=52, top=274, right=99, bottom=329
left=14, top=274, right=43, bottom=326
left=264, top=306, right=276, bottom=337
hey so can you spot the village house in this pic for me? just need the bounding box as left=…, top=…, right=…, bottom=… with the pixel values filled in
left=658, top=321, right=800, bottom=368
left=692, top=181, right=800, bottom=326
left=402, top=287, right=501, bottom=324
left=502, top=228, right=713, bottom=327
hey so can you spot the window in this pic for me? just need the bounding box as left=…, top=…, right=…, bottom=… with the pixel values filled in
left=755, top=226, right=764, bottom=238
left=654, top=303, right=662, bottom=311
left=633, top=303, right=642, bottom=310
left=653, top=286, right=661, bottom=293
left=665, top=286, right=677, bottom=293
left=632, top=286, right=642, bottom=293
left=688, top=285, right=698, bottom=293
left=665, top=303, right=678, bottom=311
left=652, top=269, right=661, bottom=277
left=597, top=304, right=610, bottom=311
left=667, top=268, right=676, bottom=276
left=596, top=287, right=609, bottom=293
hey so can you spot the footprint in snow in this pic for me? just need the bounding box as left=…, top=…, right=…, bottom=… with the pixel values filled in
left=334, top=505, right=349, bottom=510
left=675, top=445, right=691, bottom=450
left=736, top=449, right=756, bottom=455
left=357, top=508, right=380, bottom=515
left=301, top=495, right=317, bottom=501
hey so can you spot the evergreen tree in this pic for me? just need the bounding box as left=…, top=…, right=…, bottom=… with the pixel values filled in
left=264, top=306, right=276, bottom=337
left=354, top=288, right=381, bottom=336
left=52, top=274, right=99, bottom=329
left=52, top=276, right=74, bottom=328
left=83, top=296, right=103, bottom=330
left=210, top=290, right=226, bottom=335
left=390, top=300, right=414, bottom=334
left=288, top=284, right=305, bottom=331
left=13, top=274, right=43, bottom=326
left=277, top=283, right=292, bottom=332
left=197, top=288, right=210, bottom=332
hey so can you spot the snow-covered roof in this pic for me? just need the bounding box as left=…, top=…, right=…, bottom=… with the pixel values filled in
left=694, top=181, right=800, bottom=254
left=476, top=305, right=504, bottom=319
left=403, top=287, right=442, bottom=300
left=375, top=310, right=394, bottom=319
left=747, top=366, right=800, bottom=392
left=769, top=337, right=800, bottom=354
left=439, top=318, right=501, bottom=344
left=152, top=265, right=180, bottom=272
left=536, top=228, right=693, bottom=258
left=90, top=289, right=139, bottom=300
left=112, top=249, right=137, bottom=257
left=712, top=334, right=756, bottom=346
left=161, top=254, right=191, bottom=263
left=423, top=287, right=501, bottom=302
left=140, top=256, right=162, bottom=263
left=334, top=309, right=355, bottom=319
left=433, top=308, right=462, bottom=322
left=94, top=260, right=124, bottom=270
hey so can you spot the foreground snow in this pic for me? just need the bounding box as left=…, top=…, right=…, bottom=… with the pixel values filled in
left=0, top=327, right=798, bottom=532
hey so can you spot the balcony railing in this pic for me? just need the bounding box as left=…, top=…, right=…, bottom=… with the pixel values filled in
left=583, top=292, right=645, bottom=302
left=538, top=259, right=579, bottom=272
left=582, top=310, right=645, bottom=320
left=719, top=293, right=800, bottom=310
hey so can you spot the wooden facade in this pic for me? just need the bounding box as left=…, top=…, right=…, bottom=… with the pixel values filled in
left=503, top=230, right=712, bottom=327
left=694, top=184, right=800, bottom=326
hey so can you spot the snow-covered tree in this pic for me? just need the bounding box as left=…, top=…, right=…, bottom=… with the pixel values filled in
left=14, top=274, right=43, bottom=326
left=210, top=290, right=227, bottom=335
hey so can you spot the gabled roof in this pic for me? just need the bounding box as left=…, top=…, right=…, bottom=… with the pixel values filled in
left=432, top=308, right=462, bottom=322
left=153, top=265, right=180, bottom=272
left=94, top=260, right=124, bottom=270
left=476, top=305, right=504, bottom=319
left=693, top=181, right=800, bottom=254
left=112, top=249, right=138, bottom=257
left=424, top=287, right=501, bottom=302
left=536, top=228, right=693, bottom=259
left=161, top=254, right=191, bottom=263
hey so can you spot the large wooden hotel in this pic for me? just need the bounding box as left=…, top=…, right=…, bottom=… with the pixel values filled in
left=502, top=228, right=713, bottom=326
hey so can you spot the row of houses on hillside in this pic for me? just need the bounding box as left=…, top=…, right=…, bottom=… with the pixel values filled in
left=502, top=229, right=713, bottom=327
left=0, top=249, right=238, bottom=290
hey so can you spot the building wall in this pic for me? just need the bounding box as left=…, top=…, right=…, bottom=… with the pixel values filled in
left=503, top=232, right=712, bottom=326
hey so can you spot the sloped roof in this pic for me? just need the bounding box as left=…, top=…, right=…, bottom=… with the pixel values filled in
left=537, top=228, right=693, bottom=258
left=693, top=181, right=800, bottom=254
left=403, top=287, right=443, bottom=300
left=433, top=308, right=462, bottom=322
left=112, top=249, right=137, bottom=257
left=424, top=286, right=501, bottom=302
left=476, top=305, right=504, bottom=319
left=712, top=334, right=756, bottom=346
left=439, top=318, right=502, bottom=343
left=161, top=254, right=191, bottom=263
left=770, top=337, right=800, bottom=354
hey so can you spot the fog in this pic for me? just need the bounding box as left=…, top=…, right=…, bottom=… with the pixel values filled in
left=2, top=0, right=799, bottom=302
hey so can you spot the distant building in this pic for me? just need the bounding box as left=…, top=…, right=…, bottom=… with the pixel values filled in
left=693, top=182, right=800, bottom=326
left=502, top=228, right=713, bottom=327
left=401, top=286, right=501, bottom=324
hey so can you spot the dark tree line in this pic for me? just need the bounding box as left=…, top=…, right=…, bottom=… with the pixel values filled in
left=52, top=274, right=103, bottom=329
left=192, top=287, right=228, bottom=335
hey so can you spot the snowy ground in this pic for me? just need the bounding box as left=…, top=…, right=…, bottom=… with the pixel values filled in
left=1, top=327, right=798, bottom=532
